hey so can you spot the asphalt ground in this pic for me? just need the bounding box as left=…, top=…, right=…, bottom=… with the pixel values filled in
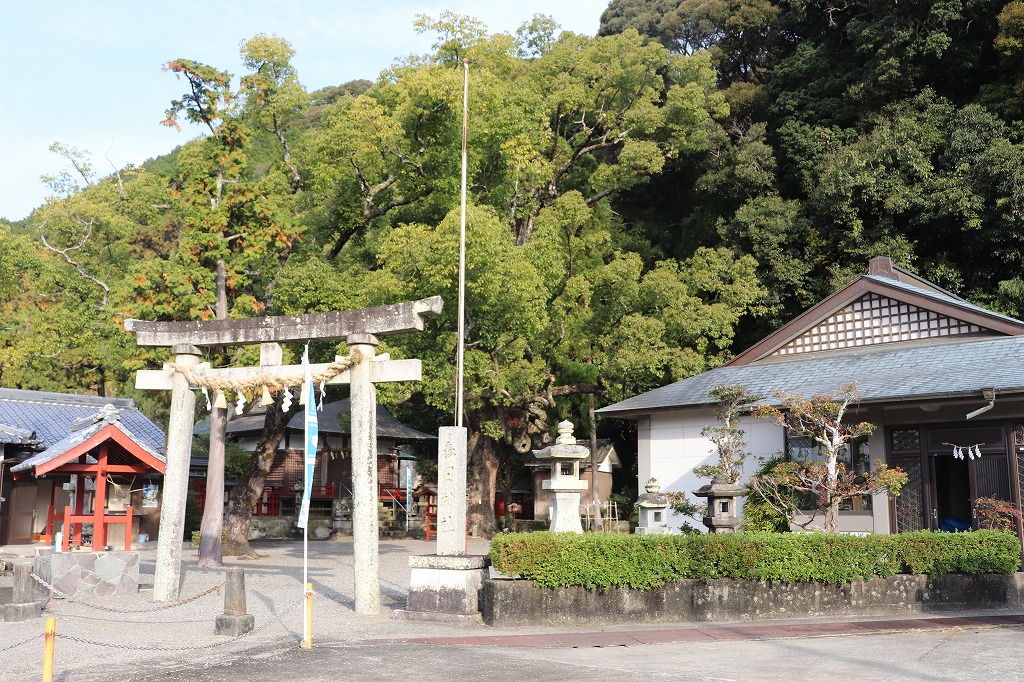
left=2, top=538, right=1024, bottom=682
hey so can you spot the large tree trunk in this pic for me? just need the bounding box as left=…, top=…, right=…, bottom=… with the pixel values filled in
left=197, top=403, right=227, bottom=567
left=825, top=498, right=840, bottom=533
left=198, top=260, right=228, bottom=567
left=500, top=461, right=515, bottom=531
left=223, top=397, right=297, bottom=557
left=467, top=430, right=498, bottom=539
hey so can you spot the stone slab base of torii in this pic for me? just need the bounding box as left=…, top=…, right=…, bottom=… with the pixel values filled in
left=125, top=297, right=443, bottom=614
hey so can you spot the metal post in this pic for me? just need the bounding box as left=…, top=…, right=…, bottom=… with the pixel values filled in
left=303, top=582, right=313, bottom=649
left=42, top=617, right=55, bottom=682
left=456, top=58, right=469, bottom=428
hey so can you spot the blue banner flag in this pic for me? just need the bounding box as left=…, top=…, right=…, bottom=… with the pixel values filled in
left=296, top=346, right=319, bottom=529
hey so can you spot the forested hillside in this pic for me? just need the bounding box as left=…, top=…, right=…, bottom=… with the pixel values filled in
left=600, top=0, right=1024, bottom=337
left=3, top=3, right=1023, bottom=533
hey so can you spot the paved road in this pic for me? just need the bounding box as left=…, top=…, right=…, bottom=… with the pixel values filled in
left=127, top=626, right=1024, bottom=682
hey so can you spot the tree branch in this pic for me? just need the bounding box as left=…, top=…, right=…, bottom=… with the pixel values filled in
left=37, top=214, right=110, bottom=308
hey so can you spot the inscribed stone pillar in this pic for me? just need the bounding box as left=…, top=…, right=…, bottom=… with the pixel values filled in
left=348, top=333, right=380, bottom=615
left=154, top=346, right=201, bottom=602
left=436, top=426, right=467, bottom=556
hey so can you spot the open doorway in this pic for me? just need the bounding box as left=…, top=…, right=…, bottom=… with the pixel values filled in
left=932, top=454, right=971, bottom=531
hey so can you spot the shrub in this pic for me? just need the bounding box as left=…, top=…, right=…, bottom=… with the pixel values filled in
left=489, top=530, right=1020, bottom=589
left=895, top=530, right=1021, bottom=575
left=741, top=456, right=791, bottom=533
left=975, top=496, right=1024, bottom=534
left=490, top=532, right=691, bottom=589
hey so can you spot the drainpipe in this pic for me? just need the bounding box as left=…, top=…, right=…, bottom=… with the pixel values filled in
left=965, top=388, right=996, bottom=420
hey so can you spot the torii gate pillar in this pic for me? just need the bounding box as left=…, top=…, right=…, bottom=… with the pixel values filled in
left=348, top=334, right=380, bottom=614
left=154, top=346, right=201, bottom=602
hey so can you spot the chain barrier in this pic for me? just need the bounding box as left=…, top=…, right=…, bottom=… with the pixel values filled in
left=0, top=632, right=44, bottom=654
left=54, top=596, right=305, bottom=652
left=29, top=573, right=223, bottom=614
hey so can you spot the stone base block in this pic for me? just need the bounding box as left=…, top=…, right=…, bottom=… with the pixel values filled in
left=635, top=525, right=672, bottom=535
left=392, top=609, right=482, bottom=624
left=2, top=602, right=41, bottom=622
left=215, top=613, right=255, bottom=636
left=34, top=551, right=139, bottom=598
left=405, top=555, right=487, bottom=616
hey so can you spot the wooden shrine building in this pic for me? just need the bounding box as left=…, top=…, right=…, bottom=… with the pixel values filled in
left=600, top=257, right=1024, bottom=536
left=0, top=390, right=165, bottom=546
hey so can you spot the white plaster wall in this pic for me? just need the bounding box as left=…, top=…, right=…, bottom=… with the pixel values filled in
left=645, top=409, right=786, bottom=532
left=641, top=406, right=904, bottom=534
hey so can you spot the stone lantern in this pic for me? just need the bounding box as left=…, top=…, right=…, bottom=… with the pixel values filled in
left=533, top=420, right=589, bottom=533
left=635, top=478, right=670, bottom=535
left=692, top=477, right=745, bottom=533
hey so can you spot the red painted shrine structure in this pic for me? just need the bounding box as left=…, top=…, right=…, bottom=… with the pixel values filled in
left=15, top=418, right=166, bottom=551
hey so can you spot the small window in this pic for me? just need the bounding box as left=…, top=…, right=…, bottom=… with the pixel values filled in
left=892, top=429, right=920, bottom=451
left=719, top=501, right=729, bottom=514
left=785, top=434, right=818, bottom=462
left=560, top=463, right=574, bottom=476
left=653, top=511, right=662, bottom=522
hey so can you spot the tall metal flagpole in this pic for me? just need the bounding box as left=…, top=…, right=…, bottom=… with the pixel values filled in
left=456, top=58, right=469, bottom=428
left=298, top=344, right=317, bottom=648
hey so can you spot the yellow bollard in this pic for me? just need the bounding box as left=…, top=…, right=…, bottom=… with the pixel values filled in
left=42, top=617, right=56, bottom=682
left=302, top=583, right=312, bottom=649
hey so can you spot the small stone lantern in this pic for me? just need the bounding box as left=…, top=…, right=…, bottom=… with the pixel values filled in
left=635, top=478, right=670, bottom=535
left=692, top=477, right=745, bottom=533
left=533, top=420, right=589, bottom=533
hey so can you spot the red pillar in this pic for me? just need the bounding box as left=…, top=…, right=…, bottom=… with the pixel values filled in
left=124, top=505, right=133, bottom=550
left=73, top=474, right=85, bottom=545
left=93, top=444, right=108, bottom=549
left=62, top=506, right=71, bottom=552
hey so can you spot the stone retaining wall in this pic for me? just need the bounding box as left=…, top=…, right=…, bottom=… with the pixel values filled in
left=33, top=550, right=139, bottom=598
left=482, top=573, right=1024, bottom=627
left=248, top=516, right=332, bottom=540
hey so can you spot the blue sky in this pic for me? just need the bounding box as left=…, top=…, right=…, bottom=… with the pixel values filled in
left=0, top=1, right=610, bottom=221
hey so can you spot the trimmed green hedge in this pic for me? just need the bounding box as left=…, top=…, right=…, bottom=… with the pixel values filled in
left=489, top=531, right=1022, bottom=589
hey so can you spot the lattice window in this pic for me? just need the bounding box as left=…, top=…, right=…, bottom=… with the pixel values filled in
left=771, top=293, right=986, bottom=357
left=1016, top=425, right=1024, bottom=519
left=1018, top=453, right=1024, bottom=517
left=891, top=429, right=920, bottom=451
left=894, top=456, right=925, bottom=532
left=786, top=434, right=817, bottom=461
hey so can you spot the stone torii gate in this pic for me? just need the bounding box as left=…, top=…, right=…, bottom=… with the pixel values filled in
left=125, top=297, right=442, bottom=613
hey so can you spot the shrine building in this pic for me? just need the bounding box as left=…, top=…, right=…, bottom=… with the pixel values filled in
left=599, top=257, right=1024, bottom=535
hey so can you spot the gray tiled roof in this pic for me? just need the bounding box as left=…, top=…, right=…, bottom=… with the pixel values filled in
left=11, top=407, right=166, bottom=473
left=598, top=335, right=1024, bottom=415
left=0, top=388, right=165, bottom=454
left=0, top=422, right=39, bottom=445
left=193, top=399, right=436, bottom=441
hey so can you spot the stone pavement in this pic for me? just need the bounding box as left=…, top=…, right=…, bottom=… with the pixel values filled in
left=1, top=538, right=1023, bottom=681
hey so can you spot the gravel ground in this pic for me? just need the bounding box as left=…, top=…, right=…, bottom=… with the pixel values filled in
left=0, top=537, right=500, bottom=682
